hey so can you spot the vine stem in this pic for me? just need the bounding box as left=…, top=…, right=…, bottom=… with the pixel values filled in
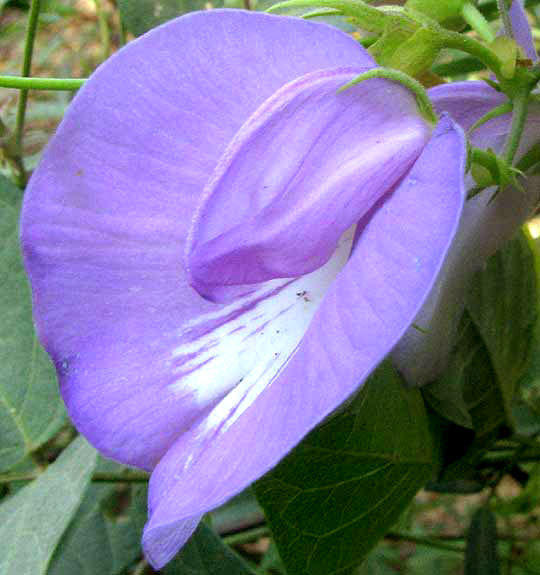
left=504, top=88, right=529, bottom=163
left=94, top=0, right=111, bottom=60
left=385, top=532, right=465, bottom=553
left=14, top=0, right=42, bottom=187
left=222, top=526, right=270, bottom=545
left=0, top=76, right=85, bottom=91
left=437, top=28, right=504, bottom=80
left=0, top=470, right=150, bottom=484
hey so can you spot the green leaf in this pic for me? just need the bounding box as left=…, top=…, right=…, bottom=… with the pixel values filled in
left=210, top=488, right=264, bottom=534
left=513, top=238, right=540, bottom=436
left=464, top=506, right=500, bottom=575
left=0, top=436, right=97, bottom=575
left=431, top=314, right=507, bottom=484
left=429, top=230, right=540, bottom=484
left=47, top=458, right=148, bottom=575
left=255, top=362, right=438, bottom=575
left=423, top=351, right=473, bottom=430
left=164, top=523, right=254, bottom=575
left=405, top=0, right=467, bottom=23
left=459, top=313, right=507, bottom=437
left=260, top=542, right=287, bottom=574
left=466, top=230, right=539, bottom=421
left=0, top=174, right=66, bottom=472
left=118, top=0, right=224, bottom=36
left=1, top=454, right=40, bottom=497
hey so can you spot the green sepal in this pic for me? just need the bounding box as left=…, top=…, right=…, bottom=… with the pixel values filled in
left=490, top=36, right=519, bottom=79
left=471, top=163, right=494, bottom=189
left=386, top=26, right=442, bottom=77
left=338, top=67, right=437, bottom=124
left=461, top=2, right=495, bottom=43
left=405, top=0, right=467, bottom=23
left=469, top=147, right=525, bottom=195
left=369, top=19, right=417, bottom=67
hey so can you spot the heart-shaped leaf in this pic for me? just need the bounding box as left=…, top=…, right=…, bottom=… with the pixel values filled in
left=255, top=362, right=438, bottom=575
left=0, top=174, right=65, bottom=472
left=0, top=436, right=97, bottom=575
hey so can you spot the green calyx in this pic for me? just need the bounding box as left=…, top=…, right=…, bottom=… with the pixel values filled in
left=337, top=67, right=437, bottom=125
left=267, top=0, right=508, bottom=81
left=268, top=0, right=538, bottom=148
left=490, top=36, right=520, bottom=79
left=469, top=147, right=525, bottom=198
left=378, top=26, right=442, bottom=77
left=268, top=0, right=442, bottom=78
left=368, top=18, right=417, bottom=66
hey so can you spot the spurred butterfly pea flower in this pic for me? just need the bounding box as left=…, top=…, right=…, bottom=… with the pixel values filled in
left=20, top=5, right=539, bottom=568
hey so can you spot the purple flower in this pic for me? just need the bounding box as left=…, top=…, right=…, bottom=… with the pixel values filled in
left=20, top=7, right=539, bottom=568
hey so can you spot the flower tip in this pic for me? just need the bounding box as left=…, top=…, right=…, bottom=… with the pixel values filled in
left=436, top=112, right=458, bottom=134
left=142, top=513, right=202, bottom=570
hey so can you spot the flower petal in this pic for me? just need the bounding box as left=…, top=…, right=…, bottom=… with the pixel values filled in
left=142, top=116, right=467, bottom=568
left=21, top=10, right=374, bottom=470
left=429, top=81, right=540, bottom=153
left=429, top=81, right=506, bottom=140
left=186, top=68, right=431, bottom=301
left=509, top=0, right=537, bottom=61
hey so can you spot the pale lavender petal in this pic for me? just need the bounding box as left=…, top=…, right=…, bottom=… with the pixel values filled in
left=142, top=117, right=466, bottom=568
left=430, top=81, right=540, bottom=151
left=509, top=0, right=537, bottom=61
left=429, top=81, right=506, bottom=134
left=392, top=86, right=540, bottom=384
left=21, top=10, right=373, bottom=470
left=186, top=68, right=431, bottom=300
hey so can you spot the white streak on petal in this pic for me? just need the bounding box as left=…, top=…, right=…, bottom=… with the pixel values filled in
left=169, top=227, right=355, bottom=414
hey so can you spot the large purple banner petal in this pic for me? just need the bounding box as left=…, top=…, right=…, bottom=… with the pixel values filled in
left=21, top=11, right=374, bottom=470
